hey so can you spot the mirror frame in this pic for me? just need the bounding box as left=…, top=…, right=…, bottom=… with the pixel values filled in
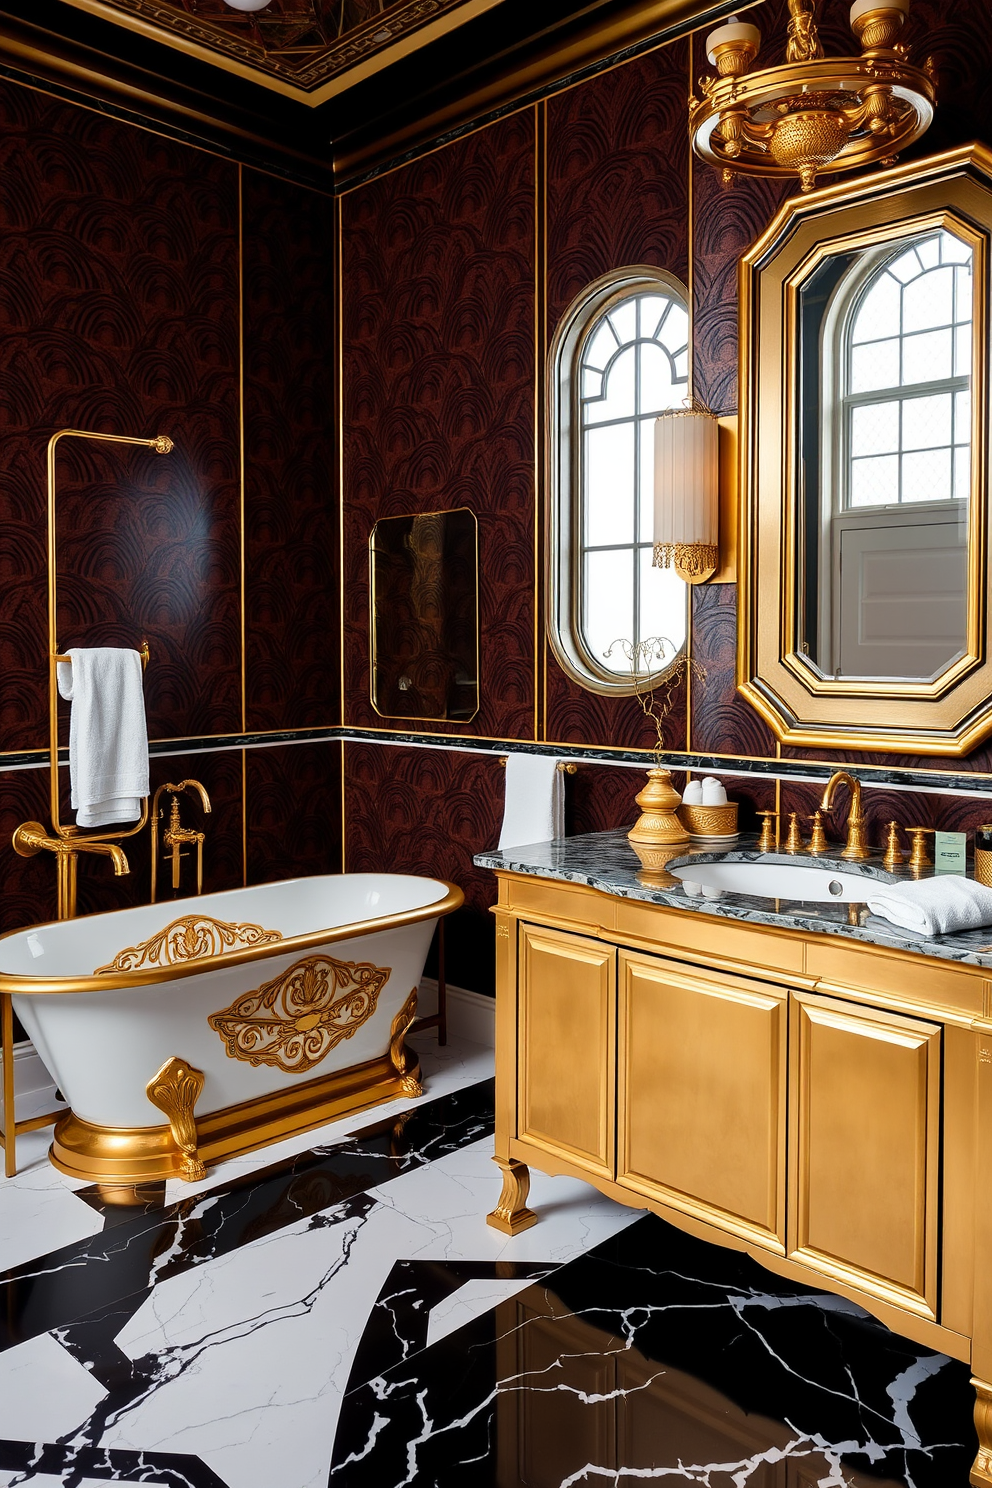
left=738, top=144, right=992, bottom=756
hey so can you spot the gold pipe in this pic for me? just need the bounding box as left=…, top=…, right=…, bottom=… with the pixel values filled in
left=151, top=780, right=212, bottom=904
left=46, top=428, right=172, bottom=848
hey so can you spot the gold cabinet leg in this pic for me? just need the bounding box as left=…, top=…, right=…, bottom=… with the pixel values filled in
left=487, top=1156, right=538, bottom=1235
left=146, top=1056, right=207, bottom=1182
left=973, top=1379, right=992, bottom=1485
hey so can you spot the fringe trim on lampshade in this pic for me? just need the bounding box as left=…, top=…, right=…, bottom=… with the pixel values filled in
left=653, top=541, right=718, bottom=577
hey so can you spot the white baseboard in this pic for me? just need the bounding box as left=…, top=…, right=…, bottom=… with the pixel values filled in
left=0, top=1042, right=66, bottom=1125
left=418, top=977, right=495, bottom=1047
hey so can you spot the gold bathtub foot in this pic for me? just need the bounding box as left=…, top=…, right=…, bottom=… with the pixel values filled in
left=389, top=988, right=423, bottom=1097
left=973, top=1379, right=992, bottom=1485
left=487, top=1157, right=537, bottom=1235
left=146, top=1056, right=207, bottom=1182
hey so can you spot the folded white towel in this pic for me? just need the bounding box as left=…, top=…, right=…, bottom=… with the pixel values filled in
left=498, top=755, right=565, bottom=850
left=865, top=875, right=992, bottom=937
left=56, top=648, right=149, bottom=828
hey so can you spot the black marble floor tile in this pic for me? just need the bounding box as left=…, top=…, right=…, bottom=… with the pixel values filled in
left=331, top=1213, right=977, bottom=1487
left=344, top=1258, right=556, bottom=1391
left=0, top=1077, right=494, bottom=1354
left=0, top=1439, right=229, bottom=1486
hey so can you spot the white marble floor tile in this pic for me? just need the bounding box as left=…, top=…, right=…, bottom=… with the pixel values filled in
left=0, top=1332, right=106, bottom=1441
left=0, top=1131, right=635, bottom=1488
left=0, top=1140, right=102, bottom=1273
left=426, top=1276, right=539, bottom=1348
left=365, top=1136, right=644, bottom=1265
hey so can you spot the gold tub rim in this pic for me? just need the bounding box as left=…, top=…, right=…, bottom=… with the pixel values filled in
left=0, top=878, right=464, bottom=996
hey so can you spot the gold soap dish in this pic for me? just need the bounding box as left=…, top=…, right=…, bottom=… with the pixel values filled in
left=678, top=802, right=739, bottom=840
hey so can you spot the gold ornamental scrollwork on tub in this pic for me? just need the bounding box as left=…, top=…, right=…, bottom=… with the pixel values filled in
left=207, top=955, right=391, bottom=1075
left=95, top=915, right=284, bottom=975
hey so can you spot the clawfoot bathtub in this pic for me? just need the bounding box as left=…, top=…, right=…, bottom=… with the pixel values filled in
left=0, top=873, right=462, bottom=1185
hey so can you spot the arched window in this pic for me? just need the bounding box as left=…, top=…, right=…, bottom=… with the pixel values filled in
left=548, top=268, right=690, bottom=694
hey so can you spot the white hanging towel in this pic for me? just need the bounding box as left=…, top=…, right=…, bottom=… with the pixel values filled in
left=865, top=875, right=992, bottom=938
left=498, top=754, right=565, bottom=850
left=56, top=648, right=149, bottom=828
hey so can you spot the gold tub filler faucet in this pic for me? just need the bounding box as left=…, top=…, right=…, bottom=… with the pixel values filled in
left=151, top=780, right=211, bottom=902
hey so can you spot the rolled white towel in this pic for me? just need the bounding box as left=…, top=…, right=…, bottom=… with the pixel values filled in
left=865, top=875, right=992, bottom=937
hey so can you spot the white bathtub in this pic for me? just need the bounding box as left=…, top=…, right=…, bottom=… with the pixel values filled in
left=0, top=873, right=462, bottom=1185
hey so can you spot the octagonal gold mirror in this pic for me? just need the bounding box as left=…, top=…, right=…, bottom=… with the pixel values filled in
left=738, top=143, right=992, bottom=755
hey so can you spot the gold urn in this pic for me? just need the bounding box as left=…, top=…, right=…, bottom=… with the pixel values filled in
left=627, top=768, right=690, bottom=847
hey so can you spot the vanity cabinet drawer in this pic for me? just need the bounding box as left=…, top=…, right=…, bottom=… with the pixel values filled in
left=788, top=991, right=941, bottom=1320
left=616, top=951, right=788, bottom=1252
left=517, top=924, right=615, bottom=1178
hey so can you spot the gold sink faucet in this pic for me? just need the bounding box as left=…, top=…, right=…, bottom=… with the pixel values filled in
left=151, top=780, right=211, bottom=901
left=819, top=770, right=871, bottom=860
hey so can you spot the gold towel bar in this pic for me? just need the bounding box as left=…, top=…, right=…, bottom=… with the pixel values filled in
left=53, top=641, right=150, bottom=669
left=498, top=757, right=578, bottom=774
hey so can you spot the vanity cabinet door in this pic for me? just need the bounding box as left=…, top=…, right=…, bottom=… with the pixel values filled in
left=517, top=924, right=615, bottom=1178
left=617, top=951, right=788, bottom=1252
left=789, top=991, right=941, bottom=1320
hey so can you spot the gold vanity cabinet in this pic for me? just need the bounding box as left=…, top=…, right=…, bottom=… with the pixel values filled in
left=517, top=922, right=616, bottom=1179
left=788, top=991, right=942, bottom=1321
left=617, top=950, right=788, bottom=1253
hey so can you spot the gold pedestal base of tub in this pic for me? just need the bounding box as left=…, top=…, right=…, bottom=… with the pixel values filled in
left=49, top=1045, right=423, bottom=1185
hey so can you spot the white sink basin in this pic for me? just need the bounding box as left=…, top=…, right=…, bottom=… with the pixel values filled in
left=670, top=860, right=883, bottom=903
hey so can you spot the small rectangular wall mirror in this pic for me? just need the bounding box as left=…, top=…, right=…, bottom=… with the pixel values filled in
left=738, top=144, right=992, bottom=756
left=370, top=507, right=479, bottom=722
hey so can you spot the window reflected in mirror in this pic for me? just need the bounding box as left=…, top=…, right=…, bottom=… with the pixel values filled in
left=797, top=226, right=973, bottom=682
left=370, top=507, right=479, bottom=721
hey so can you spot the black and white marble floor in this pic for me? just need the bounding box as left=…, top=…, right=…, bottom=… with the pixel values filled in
left=0, top=1031, right=977, bottom=1487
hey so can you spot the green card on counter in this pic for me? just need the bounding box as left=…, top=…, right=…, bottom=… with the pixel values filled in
left=934, top=830, right=967, bottom=875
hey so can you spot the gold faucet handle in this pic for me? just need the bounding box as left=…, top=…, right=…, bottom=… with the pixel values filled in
left=756, top=810, right=779, bottom=853
left=882, top=820, right=905, bottom=871
left=905, top=825, right=934, bottom=872
left=807, top=810, right=828, bottom=855
left=784, top=811, right=804, bottom=853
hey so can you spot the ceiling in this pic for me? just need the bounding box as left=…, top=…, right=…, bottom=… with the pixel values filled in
left=0, top=0, right=740, bottom=184
left=54, top=0, right=507, bottom=105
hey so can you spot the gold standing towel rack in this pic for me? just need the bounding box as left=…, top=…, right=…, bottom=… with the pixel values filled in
left=5, top=430, right=174, bottom=1177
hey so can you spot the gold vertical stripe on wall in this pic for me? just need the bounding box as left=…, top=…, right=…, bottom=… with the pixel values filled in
left=238, top=166, right=248, bottom=885
left=535, top=101, right=547, bottom=744
left=238, top=164, right=246, bottom=737
left=242, top=748, right=248, bottom=886
left=337, top=195, right=347, bottom=869
left=685, top=32, right=695, bottom=756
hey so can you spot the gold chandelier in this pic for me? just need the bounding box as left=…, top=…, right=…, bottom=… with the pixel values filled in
left=689, top=0, right=935, bottom=192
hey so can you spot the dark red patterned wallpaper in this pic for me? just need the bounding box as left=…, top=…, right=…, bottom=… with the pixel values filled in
left=343, top=742, right=503, bottom=994
left=341, top=112, right=536, bottom=741
left=243, top=172, right=339, bottom=732
left=340, top=0, right=992, bottom=998
left=545, top=39, right=691, bottom=750
left=0, top=81, right=242, bottom=748
left=0, top=77, right=340, bottom=954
